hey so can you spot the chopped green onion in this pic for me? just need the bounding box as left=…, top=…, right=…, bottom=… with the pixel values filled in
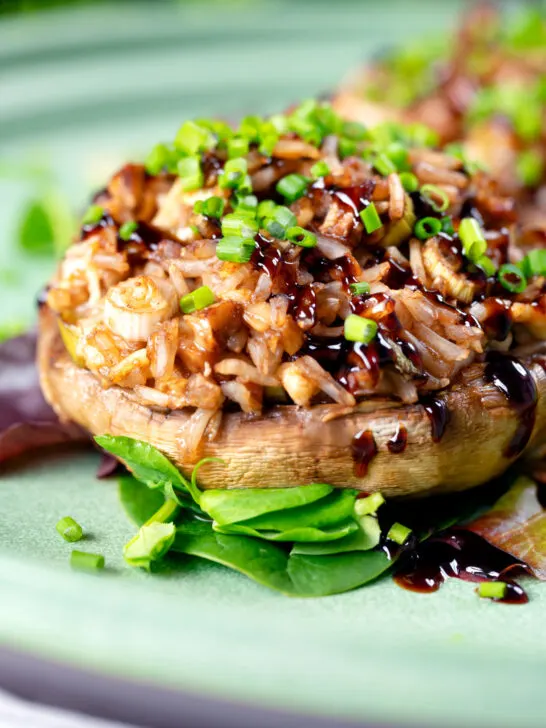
left=458, top=217, right=487, bottom=262
left=118, top=220, right=138, bottom=241
left=194, top=196, right=225, bottom=219
left=82, top=205, right=104, bottom=226
left=238, top=115, right=263, bottom=142
left=269, top=113, right=289, bottom=134
left=174, top=120, right=215, bottom=155
left=145, top=143, right=175, bottom=175
left=221, top=212, right=258, bottom=239
left=516, top=149, right=544, bottom=188
left=349, top=281, right=371, bottom=296
left=478, top=581, right=507, bottom=600
left=234, top=194, right=258, bottom=212
left=179, top=285, right=215, bottom=314
left=258, top=131, right=279, bottom=157
left=514, top=103, right=542, bottom=143
left=70, top=550, right=105, bottom=571
left=475, top=255, right=497, bottom=278
left=263, top=205, right=297, bottom=239
left=310, top=160, right=330, bottom=179
left=385, top=142, right=410, bottom=171
left=360, top=203, right=382, bottom=234
left=399, top=171, right=419, bottom=193
left=440, top=216, right=455, bottom=236
left=373, top=153, right=397, bottom=176
left=387, top=522, right=412, bottom=545
left=219, top=157, right=251, bottom=192
left=195, top=118, right=233, bottom=143
left=124, top=522, right=176, bottom=572
left=522, top=248, right=546, bottom=277
left=341, top=121, right=368, bottom=141
left=276, top=173, right=310, bottom=203
left=343, top=314, right=378, bottom=344
left=339, top=137, right=357, bottom=159
left=177, top=156, right=203, bottom=191
left=227, top=136, right=249, bottom=159
left=257, top=199, right=276, bottom=221
left=498, top=263, right=527, bottom=294
left=216, top=236, right=256, bottom=263
left=414, top=216, right=442, bottom=240
left=56, top=516, right=83, bottom=543
left=405, top=123, right=439, bottom=148
left=354, top=492, right=385, bottom=517
left=420, top=183, right=449, bottom=213
left=286, top=226, right=317, bottom=248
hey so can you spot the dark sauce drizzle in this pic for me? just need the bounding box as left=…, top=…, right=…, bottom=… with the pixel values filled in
left=421, top=395, right=450, bottom=443
left=484, top=352, right=538, bottom=458
left=387, top=424, right=408, bottom=454
left=351, top=429, right=378, bottom=478
left=394, top=528, right=530, bottom=604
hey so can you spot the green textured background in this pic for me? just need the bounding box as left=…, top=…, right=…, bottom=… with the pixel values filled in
left=2, top=2, right=546, bottom=727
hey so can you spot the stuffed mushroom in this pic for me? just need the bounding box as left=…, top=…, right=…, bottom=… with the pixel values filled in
left=39, top=101, right=546, bottom=495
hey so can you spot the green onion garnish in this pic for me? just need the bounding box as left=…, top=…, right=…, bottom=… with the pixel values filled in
left=177, top=156, right=204, bottom=191
left=258, top=131, right=279, bottom=157
left=70, top=550, right=105, bottom=571
left=498, top=263, right=527, bottom=294
left=257, top=199, right=276, bottom=221
left=341, top=120, right=368, bottom=141
left=216, top=236, right=256, bottom=263
left=238, top=115, right=263, bottom=142
left=458, top=217, right=487, bottom=262
left=440, top=216, right=455, bottom=236
left=420, top=183, right=449, bottom=213
left=145, top=143, right=174, bottom=176
left=373, top=153, right=397, bottom=176
left=285, top=226, right=317, bottom=248
left=219, top=157, right=251, bottom=192
left=82, top=205, right=104, bottom=226
left=399, top=171, right=419, bottom=193
left=414, top=216, right=442, bottom=240
left=478, top=581, right=507, bottom=600
left=194, top=196, right=225, bottom=219
left=516, top=149, right=544, bottom=188
left=387, top=522, right=412, bottom=545
left=343, top=314, right=378, bottom=344
left=385, top=142, right=410, bottom=171
left=174, top=120, right=215, bottom=155
left=360, top=203, right=382, bottom=234
left=310, top=160, right=330, bottom=179
left=263, top=205, right=297, bottom=239
left=179, top=285, right=215, bottom=314
left=276, top=174, right=310, bottom=203
left=234, top=194, right=258, bottom=212
left=522, top=248, right=546, bottom=277
left=118, top=221, right=138, bottom=241
left=339, top=137, right=357, bottom=159
left=349, top=281, right=371, bottom=296
left=221, top=212, right=258, bottom=239
left=354, top=492, right=385, bottom=517
left=227, top=136, right=250, bottom=159
left=475, top=255, right=496, bottom=278
left=56, top=516, right=83, bottom=543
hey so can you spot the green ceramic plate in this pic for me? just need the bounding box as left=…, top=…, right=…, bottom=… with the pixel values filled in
left=2, top=2, right=546, bottom=727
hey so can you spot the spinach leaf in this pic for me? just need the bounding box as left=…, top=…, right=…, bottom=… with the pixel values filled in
left=213, top=489, right=359, bottom=541
left=214, top=519, right=358, bottom=543
left=200, top=483, right=332, bottom=526
left=291, top=515, right=381, bottom=555
left=233, top=489, right=358, bottom=530
left=174, top=519, right=295, bottom=594
left=97, top=435, right=200, bottom=503
left=118, top=475, right=166, bottom=526
left=124, top=522, right=176, bottom=571
left=173, top=519, right=393, bottom=597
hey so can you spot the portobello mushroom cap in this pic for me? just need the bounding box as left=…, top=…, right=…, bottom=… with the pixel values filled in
left=39, top=304, right=546, bottom=497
